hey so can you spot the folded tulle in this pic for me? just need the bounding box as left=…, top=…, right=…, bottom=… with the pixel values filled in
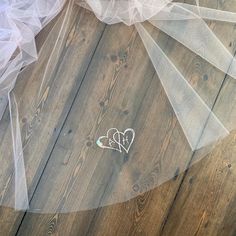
left=0, top=0, right=66, bottom=210
left=78, top=0, right=173, bottom=25
left=1, top=0, right=236, bottom=212
left=76, top=0, right=236, bottom=150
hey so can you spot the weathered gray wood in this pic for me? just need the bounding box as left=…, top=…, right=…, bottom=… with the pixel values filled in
left=16, top=1, right=236, bottom=236
left=0, top=0, right=235, bottom=235
left=161, top=132, right=236, bottom=236
left=0, top=2, right=105, bottom=235
left=160, top=1, right=236, bottom=234
left=17, top=21, right=158, bottom=235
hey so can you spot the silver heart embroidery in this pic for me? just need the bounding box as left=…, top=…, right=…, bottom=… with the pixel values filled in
left=96, top=128, right=121, bottom=152
left=96, top=128, right=135, bottom=154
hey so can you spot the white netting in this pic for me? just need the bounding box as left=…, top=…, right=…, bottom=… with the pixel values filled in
left=0, top=0, right=236, bottom=213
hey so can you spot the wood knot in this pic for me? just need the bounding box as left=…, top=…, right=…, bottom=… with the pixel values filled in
left=203, top=74, right=208, bottom=81
left=99, top=101, right=105, bottom=107
left=123, top=110, right=129, bottom=115
left=110, top=54, right=118, bottom=62
left=133, top=184, right=140, bottom=192
left=86, top=141, right=92, bottom=147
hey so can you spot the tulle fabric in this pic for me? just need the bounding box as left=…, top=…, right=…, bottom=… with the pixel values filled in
left=78, top=0, right=172, bottom=25
left=1, top=0, right=236, bottom=212
left=0, top=0, right=66, bottom=211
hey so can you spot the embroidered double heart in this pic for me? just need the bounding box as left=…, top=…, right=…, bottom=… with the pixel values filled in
left=96, top=128, right=135, bottom=154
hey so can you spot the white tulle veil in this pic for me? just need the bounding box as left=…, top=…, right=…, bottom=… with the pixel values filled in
left=1, top=0, right=236, bottom=213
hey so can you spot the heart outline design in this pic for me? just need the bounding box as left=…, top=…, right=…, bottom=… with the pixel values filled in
left=96, top=128, right=122, bottom=152
left=97, top=128, right=135, bottom=154
left=113, top=128, right=135, bottom=154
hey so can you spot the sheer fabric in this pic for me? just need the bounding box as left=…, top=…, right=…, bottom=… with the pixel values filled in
left=1, top=0, right=236, bottom=212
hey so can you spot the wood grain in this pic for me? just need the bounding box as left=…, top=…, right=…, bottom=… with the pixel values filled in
left=160, top=1, right=236, bottom=235
left=0, top=0, right=235, bottom=236
left=18, top=1, right=236, bottom=236
left=0, top=2, right=105, bottom=235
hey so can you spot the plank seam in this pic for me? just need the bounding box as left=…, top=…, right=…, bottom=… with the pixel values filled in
left=14, top=22, right=107, bottom=236
left=160, top=49, right=236, bottom=235
left=84, top=69, right=160, bottom=236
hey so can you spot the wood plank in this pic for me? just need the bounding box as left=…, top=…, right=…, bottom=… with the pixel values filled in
left=16, top=1, right=236, bottom=236
left=17, top=21, right=158, bottom=235
left=161, top=132, right=236, bottom=236
left=0, top=2, right=105, bottom=235
left=80, top=15, right=236, bottom=234
left=160, top=0, right=236, bottom=234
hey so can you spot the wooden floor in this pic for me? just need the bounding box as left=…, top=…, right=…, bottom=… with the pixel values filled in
left=0, top=1, right=236, bottom=235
